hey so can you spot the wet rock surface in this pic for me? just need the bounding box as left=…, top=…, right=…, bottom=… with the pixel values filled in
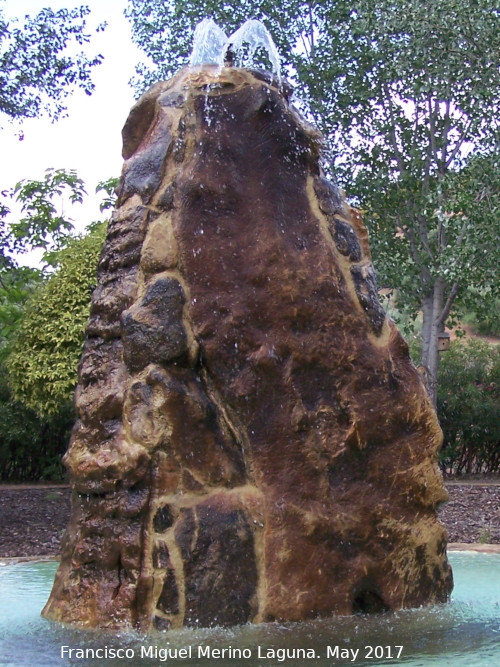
left=42, top=67, right=454, bottom=630
left=1, top=483, right=498, bottom=559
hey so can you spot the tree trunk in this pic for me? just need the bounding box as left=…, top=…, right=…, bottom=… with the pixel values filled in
left=421, top=278, right=445, bottom=408
left=421, top=294, right=433, bottom=368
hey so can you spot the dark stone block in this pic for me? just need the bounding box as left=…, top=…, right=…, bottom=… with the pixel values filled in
left=157, top=567, right=179, bottom=615
left=153, top=542, right=170, bottom=569
left=330, top=217, right=362, bottom=262
left=121, top=80, right=170, bottom=159
left=158, top=91, right=185, bottom=108
left=121, top=277, right=188, bottom=372
left=154, top=615, right=172, bottom=631
left=175, top=503, right=257, bottom=627
left=174, top=508, right=196, bottom=562
left=156, top=184, right=175, bottom=211
left=350, top=264, right=386, bottom=333
left=78, top=339, right=123, bottom=386
left=85, top=317, right=122, bottom=340
left=153, top=505, right=174, bottom=533
left=313, top=176, right=343, bottom=216
left=172, top=119, right=186, bottom=163
left=118, top=136, right=171, bottom=204
left=97, top=207, right=149, bottom=275
left=87, top=267, right=139, bottom=341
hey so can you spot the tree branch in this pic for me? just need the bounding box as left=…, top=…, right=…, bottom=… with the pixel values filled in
left=441, top=98, right=451, bottom=173
left=299, top=32, right=312, bottom=62
left=416, top=213, right=434, bottom=260
left=412, top=98, right=420, bottom=144
left=427, top=97, right=440, bottom=169
left=438, top=281, right=460, bottom=325
left=445, top=117, right=473, bottom=169
left=456, top=217, right=469, bottom=246
left=398, top=207, right=434, bottom=292
left=308, top=2, right=315, bottom=57
left=382, top=82, right=407, bottom=175
left=399, top=223, right=421, bottom=265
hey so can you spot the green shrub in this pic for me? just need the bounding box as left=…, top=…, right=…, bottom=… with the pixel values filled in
left=437, top=339, right=500, bottom=475
left=462, top=304, right=500, bottom=338
left=0, top=223, right=106, bottom=480
left=6, top=222, right=106, bottom=415
left=0, top=364, right=73, bottom=481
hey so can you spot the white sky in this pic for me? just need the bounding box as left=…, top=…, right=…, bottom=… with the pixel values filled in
left=1, top=0, right=144, bottom=259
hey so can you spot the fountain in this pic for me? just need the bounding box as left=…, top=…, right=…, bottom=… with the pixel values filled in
left=41, top=19, right=453, bottom=632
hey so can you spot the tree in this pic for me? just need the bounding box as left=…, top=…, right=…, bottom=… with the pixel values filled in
left=335, top=2, right=500, bottom=405
left=0, top=168, right=88, bottom=360
left=0, top=2, right=104, bottom=123
left=1, top=167, right=91, bottom=363
left=125, top=0, right=500, bottom=404
left=0, top=171, right=114, bottom=413
left=364, top=149, right=500, bottom=400
left=6, top=168, right=87, bottom=260
left=0, top=173, right=111, bottom=479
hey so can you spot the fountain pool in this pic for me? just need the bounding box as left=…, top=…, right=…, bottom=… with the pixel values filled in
left=0, top=552, right=498, bottom=666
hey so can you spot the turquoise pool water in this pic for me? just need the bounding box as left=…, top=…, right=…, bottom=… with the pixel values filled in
left=0, top=552, right=498, bottom=666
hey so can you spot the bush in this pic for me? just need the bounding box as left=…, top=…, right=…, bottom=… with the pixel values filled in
left=0, top=223, right=105, bottom=480
left=438, top=339, right=500, bottom=475
left=0, top=364, right=73, bottom=481
left=6, top=222, right=106, bottom=414
left=462, top=304, right=500, bottom=338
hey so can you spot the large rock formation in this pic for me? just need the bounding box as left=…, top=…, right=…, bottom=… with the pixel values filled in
left=43, top=66, right=453, bottom=631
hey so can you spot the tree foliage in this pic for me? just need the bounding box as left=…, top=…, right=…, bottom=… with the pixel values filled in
left=368, top=149, right=500, bottom=340
left=125, top=0, right=500, bottom=403
left=0, top=171, right=112, bottom=479
left=6, top=221, right=106, bottom=415
left=0, top=169, right=115, bottom=415
left=7, top=168, right=87, bottom=260
left=0, top=167, right=88, bottom=360
left=95, top=176, right=120, bottom=213
left=0, top=2, right=104, bottom=123
left=0, top=264, right=42, bottom=362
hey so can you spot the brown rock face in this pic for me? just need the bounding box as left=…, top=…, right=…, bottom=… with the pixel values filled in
left=42, top=66, right=453, bottom=630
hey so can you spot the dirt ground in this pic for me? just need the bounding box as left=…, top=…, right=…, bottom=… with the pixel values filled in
left=0, top=481, right=499, bottom=559
left=0, top=486, right=71, bottom=558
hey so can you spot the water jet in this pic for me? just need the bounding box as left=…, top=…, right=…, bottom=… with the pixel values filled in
left=189, top=18, right=281, bottom=80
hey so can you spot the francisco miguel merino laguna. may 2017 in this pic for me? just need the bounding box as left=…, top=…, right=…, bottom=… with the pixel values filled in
left=60, top=644, right=405, bottom=662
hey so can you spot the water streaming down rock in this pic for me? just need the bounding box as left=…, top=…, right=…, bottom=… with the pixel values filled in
left=42, top=27, right=453, bottom=631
